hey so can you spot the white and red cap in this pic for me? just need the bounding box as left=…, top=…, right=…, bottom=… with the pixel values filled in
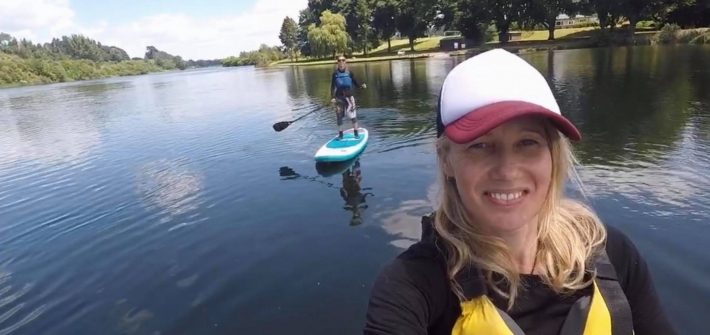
left=436, top=49, right=581, bottom=143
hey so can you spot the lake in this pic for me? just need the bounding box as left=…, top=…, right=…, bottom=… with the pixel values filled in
left=1, top=45, right=709, bottom=334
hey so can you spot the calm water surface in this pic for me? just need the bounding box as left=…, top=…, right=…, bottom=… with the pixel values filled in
left=1, top=46, right=709, bottom=334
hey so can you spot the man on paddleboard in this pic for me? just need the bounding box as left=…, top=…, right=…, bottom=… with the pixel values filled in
left=331, top=55, right=366, bottom=139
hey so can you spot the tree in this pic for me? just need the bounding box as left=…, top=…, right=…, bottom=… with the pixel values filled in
left=665, top=0, right=710, bottom=28
left=144, top=46, right=186, bottom=70
left=485, top=0, right=529, bottom=43
left=588, top=0, right=623, bottom=31
left=452, top=0, right=493, bottom=43
left=372, top=0, right=398, bottom=52
left=618, top=0, right=673, bottom=40
left=279, top=16, right=300, bottom=61
left=352, top=0, right=376, bottom=55
left=396, top=0, right=437, bottom=51
left=307, top=10, right=349, bottom=58
left=526, top=0, right=578, bottom=40
left=298, top=9, right=316, bottom=56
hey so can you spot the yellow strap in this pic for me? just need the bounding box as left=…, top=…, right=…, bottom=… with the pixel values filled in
left=452, top=296, right=514, bottom=335
left=452, top=281, right=615, bottom=335
left=583, top=281, right=613, bottom=334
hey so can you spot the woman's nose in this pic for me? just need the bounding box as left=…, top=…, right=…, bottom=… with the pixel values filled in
left=489, top=148, right=520, bottom=180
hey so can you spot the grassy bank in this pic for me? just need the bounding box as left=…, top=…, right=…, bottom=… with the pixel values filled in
left=273, top=53, right=430, bottom=66
left=273, top=27, right=604, bottom=67
left=0, top=53, right=165, bottom=88
left=274, top=26, right=709, bottom=68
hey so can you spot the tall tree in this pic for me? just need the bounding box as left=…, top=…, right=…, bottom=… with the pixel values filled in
left=307, top=10, right=350, bottom=58
left=396, top=0, right=437, bottom=51
left=279, top=16, right=300, bottom=61
left=619, top=0, right=672, bottom=39
left=372, top=0, right=398, bottom=53
left=453, top=0, right=493, bottom=43
left=527, top=0, right=578, bottom=40
left=588, top=0, right=623, bottom=31
left=485, top=0, right=528, bottom=43
left=144, top=46, right=186, bottom=70
left=665, top=0, right=710, bottom=28
left=298, top=9, right=316, bottom=56
left=353, top=0, right=376, bottom=55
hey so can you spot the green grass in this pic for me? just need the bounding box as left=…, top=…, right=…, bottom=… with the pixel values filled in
left=516, top=27, right=597, bottom=41
left=273, top=54, right=430, bottom=67
left=271, top=37, right=442, bottom=66
left=367, top=37, right=442, bottom=56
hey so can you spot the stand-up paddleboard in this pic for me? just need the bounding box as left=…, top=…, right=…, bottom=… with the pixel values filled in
left=314, top=128, right=368, bottom=162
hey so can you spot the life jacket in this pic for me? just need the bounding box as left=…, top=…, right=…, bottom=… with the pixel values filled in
left=334, top=70, right=353, bottom=90
left=420, top=215, right=634, bottom=335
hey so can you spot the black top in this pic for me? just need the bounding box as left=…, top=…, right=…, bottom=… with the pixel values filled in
left=331, top=69, right=361, bottom=98
left=364, top=222, right=676, bottom=335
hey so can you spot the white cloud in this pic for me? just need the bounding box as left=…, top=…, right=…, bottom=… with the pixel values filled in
left=0, top=0, right=307, bottom=60
left=0, top=0, right=74, bottom=38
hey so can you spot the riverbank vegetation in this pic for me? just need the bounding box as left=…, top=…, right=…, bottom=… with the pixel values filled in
left=248, top=0, right=709, bottom=66
left=0, top=33, right=219, bottom=87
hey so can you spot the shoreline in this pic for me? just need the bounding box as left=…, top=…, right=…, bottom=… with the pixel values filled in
left=3, top=28, right=708, bottom=87
left=268, top=28, right=709, bottom=67
left=271, top=54, right=431, bottom=67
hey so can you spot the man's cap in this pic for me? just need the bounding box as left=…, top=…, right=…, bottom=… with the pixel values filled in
left=436, top=49, right=581, bottom=143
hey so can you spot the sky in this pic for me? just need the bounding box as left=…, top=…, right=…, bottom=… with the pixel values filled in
left=0, top=0, right=307, bottom=60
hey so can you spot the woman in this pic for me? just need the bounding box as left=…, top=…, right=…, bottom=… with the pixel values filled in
left=363, top=49, right=676, bottom=335
left=330, top=55, right=366, bottom=139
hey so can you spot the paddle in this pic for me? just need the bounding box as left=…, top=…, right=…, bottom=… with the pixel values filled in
left=272, top=107, right=320, bottom=132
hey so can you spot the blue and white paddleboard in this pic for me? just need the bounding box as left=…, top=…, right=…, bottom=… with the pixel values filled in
left=314, top=128, right=369, bottom=162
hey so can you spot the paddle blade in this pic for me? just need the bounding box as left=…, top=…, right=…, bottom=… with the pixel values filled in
left=272, top=121, right=292, bottom=132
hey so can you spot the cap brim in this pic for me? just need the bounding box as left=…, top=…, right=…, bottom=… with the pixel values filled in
left=444, top=101, right=581, bottom=144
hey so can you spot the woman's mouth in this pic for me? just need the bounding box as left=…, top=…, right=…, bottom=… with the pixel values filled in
left=484, top=190, right=529, bottom=205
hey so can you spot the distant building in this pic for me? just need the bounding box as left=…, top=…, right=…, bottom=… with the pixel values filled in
left=555, top=14, right=599, bottom=28
left=440, top=36, right=471, bottom=51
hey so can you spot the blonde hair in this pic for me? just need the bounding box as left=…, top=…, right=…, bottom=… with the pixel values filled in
left=434, top=121, right=607, bottom=309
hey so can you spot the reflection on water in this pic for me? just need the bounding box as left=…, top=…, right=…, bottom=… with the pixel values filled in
left=0, top=98, right=101, bottom=167
left=0, top=270, right=48, bottom=335
left=337, top=159, right=373, bottom=226
left=579, top=116, right=710, bottom=220
left=376, top=183, right=439, bottom=249
left=134, top=159, right=204, bottom=229
left=281, top=157, right=376, bottom=226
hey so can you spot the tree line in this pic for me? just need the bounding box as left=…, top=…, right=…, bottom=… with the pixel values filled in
left=0, top=33, right=221, bottom=86
left=222, top=44, right=285, bottom=67
left=275, top=0, right=709, bottom=59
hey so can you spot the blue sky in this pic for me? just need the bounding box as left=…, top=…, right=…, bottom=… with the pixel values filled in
left=0, top=0, right=307, bottom=59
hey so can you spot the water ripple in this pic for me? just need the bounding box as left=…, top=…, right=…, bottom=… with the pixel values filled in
left=0, top=271, right=47, bottom=335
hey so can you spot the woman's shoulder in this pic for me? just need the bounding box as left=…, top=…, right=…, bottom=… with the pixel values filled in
left=603, top=224, right=647, bottom=289
left=365, top=219, right=454, bottom=332
left=381, top=234, right=448, bottom=282
left=604, top=225, right=641, bottom=265
left=374, top=215, right=450, bottom=292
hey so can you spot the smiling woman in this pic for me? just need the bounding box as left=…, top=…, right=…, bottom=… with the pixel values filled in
left=364, top=49, right=678, bottom=335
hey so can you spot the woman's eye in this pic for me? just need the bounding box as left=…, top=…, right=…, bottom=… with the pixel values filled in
left=520, top=139, right=539, bottom=147
left=469, top=142, right=489, bottom=150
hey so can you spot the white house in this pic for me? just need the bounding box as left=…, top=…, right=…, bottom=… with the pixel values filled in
left=555, top=14, right=599, bottom=28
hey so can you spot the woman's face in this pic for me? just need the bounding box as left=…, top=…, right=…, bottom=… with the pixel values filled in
left=444, top=116, right=553, bottom=234
left=337, top=57, right=346, bottom=70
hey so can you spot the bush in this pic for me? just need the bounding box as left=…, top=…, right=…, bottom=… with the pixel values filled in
left=0, top=52, right=167, bottom=87
left=657, top=24, right=681, bottom=44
